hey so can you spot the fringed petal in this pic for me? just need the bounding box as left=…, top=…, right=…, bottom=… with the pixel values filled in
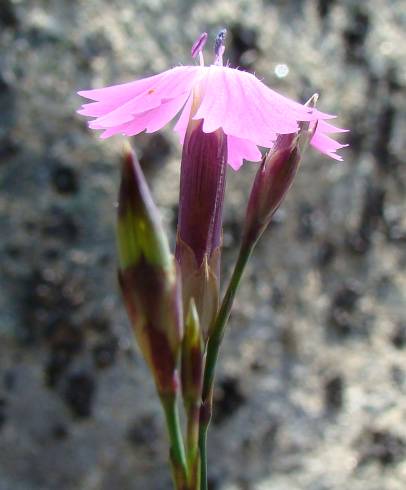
left=310, top=128, right=349, bottom=161
left=77, top=57, right=349, bottom=165
left=97, top=92, right=190, bottom=139
left=194, top=66, right=319, bottom=149
left=78, top=66, right=200, bottom=129
left=315, top=119, right=349, bottom=134
left=77, top=100, right=119, bottom=117
left=77, top=72, right=166, bottom=103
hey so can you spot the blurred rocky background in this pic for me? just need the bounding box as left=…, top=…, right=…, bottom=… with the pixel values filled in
left=0, top=0, right=405, bottom=489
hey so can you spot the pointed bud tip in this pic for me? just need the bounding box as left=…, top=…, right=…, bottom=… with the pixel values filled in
left=122, top=141, right=134, bottom=161
left=185, top=298, right=201, bottom=344
left=121, top=142, right=141, bottom=177
left=187, top=298, right=199, bottom=322
left=305, top=93, right=319, bottom=108
left=122, top=140, right=133, bottom=153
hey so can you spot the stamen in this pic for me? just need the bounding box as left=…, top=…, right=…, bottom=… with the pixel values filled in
left=214, top=28, right=227, bottom=66
left=191, top=32, right=208, bottom=62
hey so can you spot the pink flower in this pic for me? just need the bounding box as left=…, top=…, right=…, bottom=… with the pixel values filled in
left=78, top=31, right=347, bottom=170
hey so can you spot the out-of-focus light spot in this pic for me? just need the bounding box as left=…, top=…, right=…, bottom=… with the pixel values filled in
left=274, top=63, right=289, bottom=78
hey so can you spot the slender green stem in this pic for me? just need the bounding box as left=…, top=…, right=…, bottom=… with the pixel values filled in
left=203, top=244, right=253, bottom=400
left=198, top=420, right=209, bottom=490
left=185, top=401, right=201, bottom=489
left=160, top=393, right=189, bottom=489
left=199, top=243, right=255, bottom=489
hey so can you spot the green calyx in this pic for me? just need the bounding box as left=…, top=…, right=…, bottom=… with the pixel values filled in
left=117, top=208, right=170, bottom=270
left=117, top=146, right=171, bottom=270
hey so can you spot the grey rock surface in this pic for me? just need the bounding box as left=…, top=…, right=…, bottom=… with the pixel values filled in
left=0, top=0, right=405, bottom=489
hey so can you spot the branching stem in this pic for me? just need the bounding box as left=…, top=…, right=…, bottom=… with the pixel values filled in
left=198, top=243, right=254, bottom=489
left=160, top=393, right=189, bottom=490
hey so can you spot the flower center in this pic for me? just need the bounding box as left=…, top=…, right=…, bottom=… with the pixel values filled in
left=191, top=29, right=227, bottom=67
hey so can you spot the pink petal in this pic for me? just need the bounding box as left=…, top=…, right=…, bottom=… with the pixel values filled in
left=194, top=66, right=315, bottom=148
left=310, top=130, right=348, bottom=161
left=127, top=92, right=191, bottom=135
left=99, top=127, right=123, bottom=139
left=308, top=108, right=337, bottom=122
left=315, top=119, right=349, bottom=133
left=77, top=57, right=349, bottom=164
left=227, top=135, right=262, bottom=171
left=97, top=92, right=190, bottom=139
left=78, top=72, right=166, bottom=103
left=174, top=94, right=193, bottom=144
left=80, top=66, right=200, bottom=129
left=77, top=100, right=119, bottom=117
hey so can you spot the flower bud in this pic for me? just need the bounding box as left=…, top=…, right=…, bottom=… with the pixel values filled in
left=117, top=144, right=171, bottom=270
left=242, top=119, right=315, bottom=249
left=175, top=114, right=227, bottom=338
left=117, top=145, right=183, bottom=395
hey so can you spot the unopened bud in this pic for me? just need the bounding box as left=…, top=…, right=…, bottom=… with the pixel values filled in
left=242, top=120, right=314, bottom=249
left=117, top=146, right=182, bottom=395
left=117, top=143, right=171, bottom=269
left=176, top=113, right=227, bottom=337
